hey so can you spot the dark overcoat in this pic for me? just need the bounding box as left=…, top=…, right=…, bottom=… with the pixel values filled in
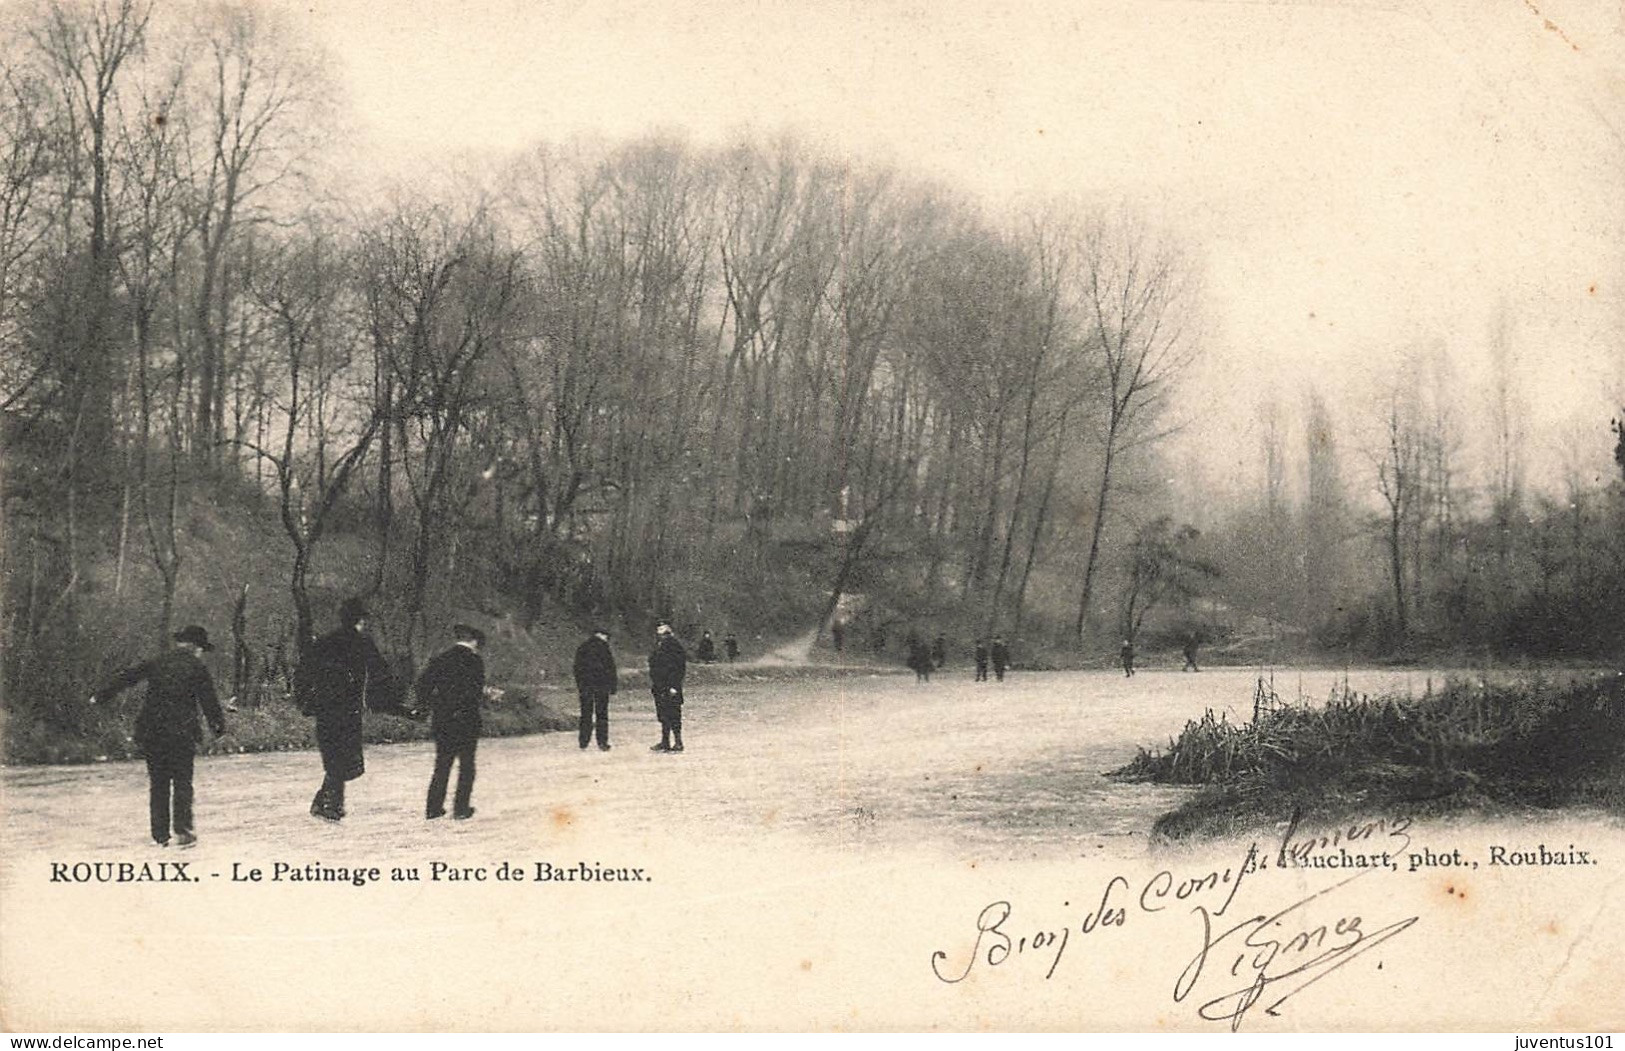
left=417, top=643, right=486, bottom=748
left=95, top=649, right=225, bottom=755
left=648, top=636, right=688, bottom=702
left=296, top=627, right=397, bottom=781
left=990, top=641, right=1010, bottom=672
left=572, top=635, right=619, bottom=695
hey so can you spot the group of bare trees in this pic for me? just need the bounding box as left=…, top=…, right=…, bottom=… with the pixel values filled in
left=1210, top=332, right=1625, bottom=657
left=487, top=139, right=1198, bottom=649
left=2, top=0, right=335, bottom=701
left=2, top=2, right=1202, bottom=715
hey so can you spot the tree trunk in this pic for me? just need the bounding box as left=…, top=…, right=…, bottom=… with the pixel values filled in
left=1075, top=425, right=1118, bottom=645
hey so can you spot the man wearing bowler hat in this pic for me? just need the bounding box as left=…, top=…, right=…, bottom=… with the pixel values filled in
left=648, top=621, right=688, bottom=753
left=419, top=623, right=486, bottom=820
left=91, top=625, right=227, bottom=847
left=573, top=627, right=618, bottom=751
left=295, top=597, right=400, bottom=822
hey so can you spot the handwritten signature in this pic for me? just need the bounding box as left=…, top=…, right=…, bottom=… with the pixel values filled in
left=1173, top=872, right=1418, bottom=1030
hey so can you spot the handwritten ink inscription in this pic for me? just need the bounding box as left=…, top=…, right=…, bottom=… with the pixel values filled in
left=930, top=814, right=1434, bottom=1029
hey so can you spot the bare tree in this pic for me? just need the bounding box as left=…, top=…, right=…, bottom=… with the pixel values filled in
left=178, top=0, right=330, bottom=470
left=112, top=47, right=188, bottom=636
left=0, top=64, right=59, bottom=388
left=237, top=225, right=379, bottom=646
left=1371, top=372, right=1424, bottom=643
left=25, top=0, right=155, bottom=580
left=369, top=204, right=521, bottom=660
left=1486, top=305, right=1525, bottom=574
left=1070, top=214, right=1199, bottom=646
left=1302, top=387, right=1346, bottom=624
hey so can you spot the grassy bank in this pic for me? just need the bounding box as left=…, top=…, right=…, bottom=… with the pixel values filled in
left=2, top=660, right=920, bottom=765
left=1110, top=672, right=1625, bottom=840
left=3, top=688, right=575, bottom=766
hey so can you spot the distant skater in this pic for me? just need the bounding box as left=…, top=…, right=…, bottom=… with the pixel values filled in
left=573, top=627, right=618, bottom=751
left=420, top=624, right=486, bottom=821
left=696, top=630, right=717, bottom=663
left=973, top=639, right=989, bottom=682
left=990, top=636, right=1009, bottom=682
left=91, top=625, right=226, bottom=848
left=724, top=632, right=740, bottom=663
left=932, top=634, right=947, bottom=670
left=908, top=638, right=933, bottom=682
left=1120, top=639, right=1136, bottom=678
left=1182, top=635, right=1200, bottom=672
left=649, top=622, right=688, bottom=753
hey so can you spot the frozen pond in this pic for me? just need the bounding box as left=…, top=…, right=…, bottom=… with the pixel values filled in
left=2, top=665, right=1480, bottom=862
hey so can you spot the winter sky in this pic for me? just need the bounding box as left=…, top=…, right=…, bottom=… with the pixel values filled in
left=268, top=0, right=1623, bottom=503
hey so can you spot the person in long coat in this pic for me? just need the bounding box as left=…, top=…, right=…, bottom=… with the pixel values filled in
left=908, top=638, right=933, bottom=682
left=295, top=597, right=399, bottom=822
left=648, top=622, right=688, bottom=753
left=91, top=625, right=226, bottom=847
left=420, top=624, right=486, bottom=820
left=573, top=628, right=618, bottom=751
left=990, top=636, right=1010, bottom=682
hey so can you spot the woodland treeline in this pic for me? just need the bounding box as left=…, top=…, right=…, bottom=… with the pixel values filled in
left=1207, top=353, right=1625, bottom=658
left=3, top=1, right=1620, bottom=729
left=1, top=0, right=1198, bottom=702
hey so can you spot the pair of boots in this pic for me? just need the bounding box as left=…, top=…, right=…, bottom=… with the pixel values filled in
left=651, top=731, right=684, bottom=753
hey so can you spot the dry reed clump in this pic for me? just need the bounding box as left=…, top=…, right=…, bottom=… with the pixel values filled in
left=1111, top=673, right=1625, bottom=835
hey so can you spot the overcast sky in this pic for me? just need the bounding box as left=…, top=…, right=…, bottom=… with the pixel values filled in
left=265, top=0, right=1624, bottom=500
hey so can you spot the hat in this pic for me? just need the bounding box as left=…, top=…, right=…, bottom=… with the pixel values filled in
left=173, top=625, right=213, bottom=651
left=338, top=597, right=369, bottom=627
left=655, top=622, right=673, bottom=635
left=453, top=623, right=486, bottom=646
left=591, top=627, right=610, bottom=638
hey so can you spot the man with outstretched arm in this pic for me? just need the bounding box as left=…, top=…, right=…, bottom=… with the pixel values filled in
left=91, top=625, right=226, bottom=848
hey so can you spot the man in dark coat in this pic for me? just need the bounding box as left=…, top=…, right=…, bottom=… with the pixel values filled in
left=648, top=622, right=687, bottom=753
left=908, top=637, right=932, bottom=682
left=1120, top=639, right=1136, bottom=677
left=420, top=624, right=486, bottom=820
left=695, top=630, right=717, bottom=663
left=723, top=632, right=740, bottom=662
left=295, top=597, right=399, bottom=822
left=973, top=639, right=989, bottom=682
left=990, top=636, right=1010, bottom=682
left=573, top=628, right=618, bottom=751
left=91, top=625, right=226, bottom=847
left=932, top=634, right=947, bottom=670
